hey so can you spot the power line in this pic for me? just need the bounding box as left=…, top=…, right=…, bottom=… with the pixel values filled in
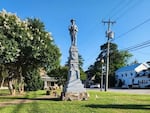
left=105, top=0, right=140, bottom=20
left=110, top=0, right=132, bottom=19
left=114, top=17, right=150, bottom=40
left=123, top=40, right=150, bottom=50
left=127, top=44, right=150, bottom=51
left=115, top=0, right=142, bottom=20
left=104, top=0, right=123, bottom=19
left=122, top=40, right=150, bottom=51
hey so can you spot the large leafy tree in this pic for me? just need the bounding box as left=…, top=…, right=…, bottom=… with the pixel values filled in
left=48, top=54, right=86, bottom=86
left=100, top=43, right=132, bottom=75
left=48, top=66, right=68, bottom=86
left=0, top=10, right=61, bottom=94
left=86, top=42, right=132, bottom=87
left=0, top=10, right=26, bottom=95
left=78, top=55, right=86, bottom=81
left=22, top=18, right=61, bottom=91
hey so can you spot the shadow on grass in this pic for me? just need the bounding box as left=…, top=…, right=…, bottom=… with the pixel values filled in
left=0, top=96, right=60, bottom=101
left=0, top=91, right=61, bottom=112
left=85, top=104, right=150, bottom=110
left=31, top=97, right=61, bottom=101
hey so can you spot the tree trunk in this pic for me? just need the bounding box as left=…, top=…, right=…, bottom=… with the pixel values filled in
left=18, top=67, right=24, bottom=94
left=18, top=83, right=24, bottom=94
left=0, top=77, right=5, bottom=88
left=8, top=80, right=16, bottom=95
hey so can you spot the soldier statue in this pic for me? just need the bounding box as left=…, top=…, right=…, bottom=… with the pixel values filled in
left=69, top=19, right=78, bottom=46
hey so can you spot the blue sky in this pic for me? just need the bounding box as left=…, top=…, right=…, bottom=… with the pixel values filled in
left=1, top=0, right=150, bottom=70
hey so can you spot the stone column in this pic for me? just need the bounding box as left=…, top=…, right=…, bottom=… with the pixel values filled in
left=44, top=79, right=48, bottom=89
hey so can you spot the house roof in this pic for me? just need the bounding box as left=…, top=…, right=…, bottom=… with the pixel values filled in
left=115, top=63, right=141, bottom=73
left=144, top=62, right=150, bottom=68
left=41, top=75, right=58, bottom=82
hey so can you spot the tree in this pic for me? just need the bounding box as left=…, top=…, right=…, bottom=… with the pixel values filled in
left=78, top=54, right=87, bottom=81
left=86, top=42, right=132, bottom=87
left=24, top=67, right=43, bottom=91
left=0, top=10, right=61, bottom=94
left=21, top=18, right=61, bottom=91
left=49, top=54, right=86, bottom=85
left=0, top=10, right=24, bottom=95
left=0, top=65, right=8, bottom=88
left=48, top=66, right=68, bottom=86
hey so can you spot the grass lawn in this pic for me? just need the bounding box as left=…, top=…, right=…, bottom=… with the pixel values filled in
left=0, top=89, right=150, bottom=113
left=0, top=89, right=45, bottom=102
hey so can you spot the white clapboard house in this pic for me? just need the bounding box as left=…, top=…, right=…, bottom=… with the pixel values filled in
left=115, top=62, right=150, bottom=88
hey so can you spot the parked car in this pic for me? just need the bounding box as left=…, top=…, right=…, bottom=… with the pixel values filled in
left=90, top=84, right=100, bottom=88
left=121, top=85, right=129, bottom=89
left=132, top=84, right=140, bottom=88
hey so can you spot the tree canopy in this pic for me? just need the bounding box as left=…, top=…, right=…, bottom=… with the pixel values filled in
left=86, top=42, right=132, bottom=87
left=0, top=10, right=61, bottom=93
left=48, top=54, right=86, bottom=85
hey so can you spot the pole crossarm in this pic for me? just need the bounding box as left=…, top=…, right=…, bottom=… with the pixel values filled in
left=102, top=19, right=116, bottom=31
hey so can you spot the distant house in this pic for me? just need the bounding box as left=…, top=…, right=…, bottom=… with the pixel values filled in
left=39, top=68, right=58, bottom=89
left=115, top=62, right=150, bottom=88
left=41, top=75, right=58, bottom=89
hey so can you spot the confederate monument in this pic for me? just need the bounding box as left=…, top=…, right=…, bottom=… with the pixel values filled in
left=61, top=19, right=88, bottom=101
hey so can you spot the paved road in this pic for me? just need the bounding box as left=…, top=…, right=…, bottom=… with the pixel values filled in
left=87, top=88, right=150, bottom=95
left=109, top=88, right=150, bottom=95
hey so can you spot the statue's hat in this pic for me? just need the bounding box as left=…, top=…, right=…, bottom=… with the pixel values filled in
left=70, top=19, right=75, bottom=22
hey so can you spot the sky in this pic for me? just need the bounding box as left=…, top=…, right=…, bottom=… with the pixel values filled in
left=0, top=0, right=150, bottom=70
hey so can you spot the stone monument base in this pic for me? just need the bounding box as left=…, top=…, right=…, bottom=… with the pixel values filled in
left=61, top=92, right=88, bottom=101
left=61, top=79, right=88, bottom=101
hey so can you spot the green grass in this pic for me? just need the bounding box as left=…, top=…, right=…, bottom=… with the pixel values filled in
left=0, top=89, right=45, bottom=102
left=0, top=90, right=150, bottom=113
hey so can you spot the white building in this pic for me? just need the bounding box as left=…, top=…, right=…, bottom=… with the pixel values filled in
left=134, top=69, right=150, bottom=88
left=115, top=62, right=150, bottom=88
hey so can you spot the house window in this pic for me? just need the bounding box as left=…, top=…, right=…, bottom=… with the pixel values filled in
left=146, top=80, right=148, bottom=84
left=125, top=73, right=127, bottom=77
left=122, top=74, right=123, bottom=77
left=131, top=73, right=133, bottom=76
left=142, top=80, right=144, bottom=84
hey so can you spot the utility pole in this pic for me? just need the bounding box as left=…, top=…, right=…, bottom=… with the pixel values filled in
left=102, top=19, right=115, bottom=91
left=100, top=58, right=104, bottom=91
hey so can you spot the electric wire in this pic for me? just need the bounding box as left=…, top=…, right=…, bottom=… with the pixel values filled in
left=126, top=44, right=150, bottom=51
left=86, top=0, right=148, bottom=70
left=104, top=0, right=123, bottom=19
left=123, top=40, right=150, bottom=50
left=130, top=44, right=150, bottom=51
left=121, top=40, right=150, bottom=51
left=114, top=17, right=150, bottom=40
left=115, top=0, right=142, bottom=21
left=110, top=0, right=132, bottom=19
